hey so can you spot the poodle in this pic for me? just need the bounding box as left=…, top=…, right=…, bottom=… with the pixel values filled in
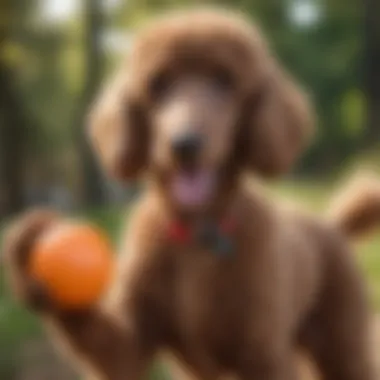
left=3, top=8, right=380, bottom=380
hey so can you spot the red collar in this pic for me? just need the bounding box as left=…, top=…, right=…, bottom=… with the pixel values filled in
left=167, top=216, right=237, bottom=244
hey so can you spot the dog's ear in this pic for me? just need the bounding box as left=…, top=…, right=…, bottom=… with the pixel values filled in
left=87, top=70, right=149, bottom=181
left=241, top=62, right=314, bottom=177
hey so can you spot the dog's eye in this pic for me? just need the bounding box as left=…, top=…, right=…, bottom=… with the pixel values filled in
left=149, top=72, right=172, bottom=100
left=210, top=67, right=234, bottom=93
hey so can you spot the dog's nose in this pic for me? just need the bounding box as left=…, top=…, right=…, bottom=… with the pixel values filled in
left=171, top=133, right=203, bottom=163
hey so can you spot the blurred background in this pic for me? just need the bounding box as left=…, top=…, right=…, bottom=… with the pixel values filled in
left=0, top=0, right=379, bottom=379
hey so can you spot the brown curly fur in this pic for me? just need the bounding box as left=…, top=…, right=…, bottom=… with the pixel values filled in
left=3, top=8, right=379, bottom=380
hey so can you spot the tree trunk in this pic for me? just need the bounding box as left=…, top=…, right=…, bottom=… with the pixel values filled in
left=0, top=63, right=26, bottom=218
left=364, top=0, right=380, bottom=144
left=77, top=0, right=106, bottom=207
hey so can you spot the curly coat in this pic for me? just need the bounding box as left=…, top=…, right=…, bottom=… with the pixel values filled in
left=3, top=8, right=379, bottom=380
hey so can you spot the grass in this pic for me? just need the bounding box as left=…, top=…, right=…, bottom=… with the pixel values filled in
left=0, top=180, right=379, bottom=378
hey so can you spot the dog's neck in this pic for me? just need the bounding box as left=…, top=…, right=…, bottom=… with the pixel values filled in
left=163, top=188, right=241, bottom=256
left=141, top=172, right=271, bottom=256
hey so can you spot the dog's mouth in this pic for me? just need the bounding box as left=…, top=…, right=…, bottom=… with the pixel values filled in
left=171, top=169, right=216, bottom=208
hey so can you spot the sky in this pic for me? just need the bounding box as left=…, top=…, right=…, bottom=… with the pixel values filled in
left=41, top=0, right=122, bottom=22
left=42, top=0, right=78, bottom=22
left=42, top=0, right=320, bottom=26
left=290, top=0, right=320, bottom=26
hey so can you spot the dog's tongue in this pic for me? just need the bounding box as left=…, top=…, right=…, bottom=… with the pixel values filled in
left=172, top=170, right=215, bottom=207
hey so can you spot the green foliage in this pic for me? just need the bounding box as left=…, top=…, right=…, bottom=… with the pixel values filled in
left=340, top=89, right=365, bottom=138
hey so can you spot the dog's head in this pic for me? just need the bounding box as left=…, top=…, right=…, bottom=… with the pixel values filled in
left=88, top=9, right=314, bottom=212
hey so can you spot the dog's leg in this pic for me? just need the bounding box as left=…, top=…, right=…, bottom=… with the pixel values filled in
left=237, top=350, right=298, bottom=380
left=301, top=314, right=374, bottom=380
left=236, top=328, right=299, bottom=380
left=299, top=237, right=375, bottom=380
left=3, top=210, right=157, bottom=380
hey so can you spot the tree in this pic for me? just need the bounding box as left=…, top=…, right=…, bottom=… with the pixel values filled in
left=364, top=0, right=380, bottom=144
left=0, top=0, right=30, bottom=217
left=0, top=62, right=26, bottom=217
left=76, top=0, right=106, bottom=206
left=0, top=0, right=73, bottom=217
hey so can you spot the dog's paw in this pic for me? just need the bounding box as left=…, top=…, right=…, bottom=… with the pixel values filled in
left=2, top=209, right=61, bottom=312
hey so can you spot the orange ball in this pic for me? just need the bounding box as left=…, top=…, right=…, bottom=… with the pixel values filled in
left=29, top=222, right=114, bottom=309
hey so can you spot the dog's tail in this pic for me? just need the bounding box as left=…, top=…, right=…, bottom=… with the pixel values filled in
left=327, top=171, right=380, bottom=239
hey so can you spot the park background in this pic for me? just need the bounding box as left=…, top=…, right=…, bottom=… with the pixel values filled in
left=0, top=0, right=379, bottom=379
